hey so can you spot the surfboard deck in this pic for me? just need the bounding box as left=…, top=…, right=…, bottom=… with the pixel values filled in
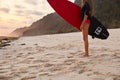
left=47, top=0, right=109, bottom=39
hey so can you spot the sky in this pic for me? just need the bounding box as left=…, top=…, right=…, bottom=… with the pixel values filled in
left=0, top=0, right=75, bottom=36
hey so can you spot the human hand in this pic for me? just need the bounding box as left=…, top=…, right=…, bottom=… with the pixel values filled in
left=80, top=25, right=83, bottom=30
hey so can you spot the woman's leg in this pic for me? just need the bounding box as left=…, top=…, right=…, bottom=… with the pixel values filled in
left=82, top=23, right=90, bottom=56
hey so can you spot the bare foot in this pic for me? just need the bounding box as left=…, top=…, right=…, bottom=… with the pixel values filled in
left=80, top=53, right=89, bottom=58
left=83, top=54, right=89, bottom=57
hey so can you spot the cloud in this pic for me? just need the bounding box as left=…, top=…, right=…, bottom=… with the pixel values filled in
left=0, top=8, right=10, bottom=13
left=24, top=0, right=39, bottom=5
left=0, top=26, right=10, bottom=29
left=31, top=11, right=44, bottom=16
left=15, top=9, right=44, bottom=17
left=14, top=5, right=25, bottom=9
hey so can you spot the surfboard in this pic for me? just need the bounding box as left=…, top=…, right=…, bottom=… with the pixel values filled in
left=47, top=0, right=109, bottom=39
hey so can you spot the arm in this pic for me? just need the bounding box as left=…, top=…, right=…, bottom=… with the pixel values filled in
left=80, top=14, right=88, bottom=30
left=80, top=3, right=90, bottom=30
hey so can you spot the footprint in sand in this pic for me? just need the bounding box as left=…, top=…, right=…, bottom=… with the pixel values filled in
left=16, top=53, right=24, bottom=58
left=44, top=63, right=54, bottom=67
left=49, top=66, right=63, bottom=74
left=113, top=53, right=120, bottom=58
left=113, top=77, right=120, bottom=80
left=21, top=75, right=36, bottom=80
left=38, top=72, right=50, bottom=76
left=67, top=55, right=74, bottom=58
left=64, top=59, right=76, bottom=65
left=78, top=69, right=85, bottom=74
left=0, top=75, right=12, bottom=80
left=0, top=69, right=9, bottom=74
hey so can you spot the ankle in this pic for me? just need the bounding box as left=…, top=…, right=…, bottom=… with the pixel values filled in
left=84, top=53, right=89, bottom=56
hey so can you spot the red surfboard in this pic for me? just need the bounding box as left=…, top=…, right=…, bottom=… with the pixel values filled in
left=47, top=0, right=82, bottom=30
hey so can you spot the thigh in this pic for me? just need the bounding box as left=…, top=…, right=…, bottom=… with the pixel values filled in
left=82, top=23, right=90, bottom=40
left=84, top=23, right=89, bottom=35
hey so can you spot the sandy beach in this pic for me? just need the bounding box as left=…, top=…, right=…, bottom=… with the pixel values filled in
left=0, top=29, right=120, bottom=80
